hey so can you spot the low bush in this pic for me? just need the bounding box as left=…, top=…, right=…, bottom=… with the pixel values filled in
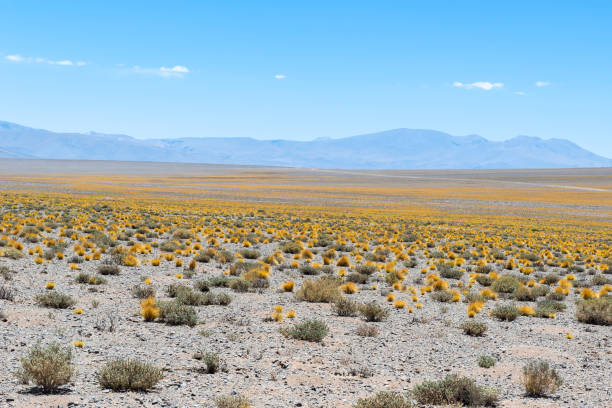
left=0, top=285, right=15, bottom=301
left=215, top=395, right=252, bottom=408
left=475, top=275, right=493, bottom=286
left=158, top=301, right=198, bottom=326
left=359, top=302, right=389, bottom=322
left=356, top=324, right=379, bottom=337
left=536, top=299, right=566, bottom=318
left=353, top=391, right=413, bottom=408
left=491, top=275, right=521, bottom=293
left=412, top=374, right=498, bottom=406
left=521, top=360, right=562, bottom=396
left=132, top=285, right=155, bottom=299
left=438, top=264, right=463, bottom=279
left=355, top=264, right=378, bottom=275
left=35, top=292, right=75, bottom=309
left=17, top=342, right=74, bottom=392
left=333, top=297, right=359, bottom=317
left=97, top=264, right=120, bottom=275
left=513, top=286, right=538, bottom=301
left=281, top=319, right=329, bottom=342
left=491, top=304, right=520, bottom=321
left=239, top=249, right=260, bottom=259
left=431, top=290, right=454, bottom=303
left=98, top=359, right=163, bottom=391
left=460, top=321, right=487, bottom=336
left=478, top=355, right=496, bottom=368
left=576, top=296, right=611, bottom=325
left=296, top=278, right=340, bottom=303
left=280, top=241, right=302, bottom=254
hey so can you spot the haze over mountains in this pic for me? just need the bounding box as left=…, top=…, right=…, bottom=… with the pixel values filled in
left=1, top=120, right=610, bottom=169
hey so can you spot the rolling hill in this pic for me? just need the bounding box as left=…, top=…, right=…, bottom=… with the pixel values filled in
left=1, top=121, right=610, bottom=169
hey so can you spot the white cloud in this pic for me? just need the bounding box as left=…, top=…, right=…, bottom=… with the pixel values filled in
left=130, top=65, right=190, bottom=78
left=514, top=91, right=526, bottom=96
left=160, top=65, right=189, bottom=73
left=453, top=81, right=503, bottom=90
left=6, top=54, right=24, bottom=62
left=274, top=74, right=287, bottom=79
left=5, top=54, right=84, bottom=67
left=535, top=81, right=550, bottom=87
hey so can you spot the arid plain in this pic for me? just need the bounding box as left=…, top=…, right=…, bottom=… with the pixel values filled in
left=0, top=159, right=610, bottom=407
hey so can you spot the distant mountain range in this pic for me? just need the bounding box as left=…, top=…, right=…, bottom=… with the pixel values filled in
left=1, top=120, right=610, bottom=169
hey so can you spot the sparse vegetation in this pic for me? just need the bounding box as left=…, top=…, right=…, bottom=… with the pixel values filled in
left=98, top=359, right=163, bottom=391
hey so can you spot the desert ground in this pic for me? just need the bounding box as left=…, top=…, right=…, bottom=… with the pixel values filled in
left=0, top=159, right=610, bottom=407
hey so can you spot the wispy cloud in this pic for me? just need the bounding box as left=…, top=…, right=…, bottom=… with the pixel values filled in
left=131, top=65, right=190, bottom=78
left=274, top=74, right=287, bottom=79
left=5, top=54, right=86, bottom=66
left=453, top=81, right=503, bottom=91
left=514, top=91, right=526, bottom=96
left=535, top=81, right=550, bottom=87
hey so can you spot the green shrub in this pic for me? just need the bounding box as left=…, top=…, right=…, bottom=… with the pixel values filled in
left=475, top=275, right=493, bottom=286
left=97, top=264, right=120, bottom=275
left=478, top=355, right=496, bottom=368
left=542, top=273, right=560, bottom=285
left=521, top=360, right=562, bottom=396
left=353, top=391, right=413, bottom=408
left=491, top=275, right=521, bottom=293
left=460, top=321, right=487, bottom=336
left=158, top=301, right=198, bottom=326
left=98, top=359, right=163, bottom=391
left=438, top=264, right=463, bottom=279
left=239, top=249, right=260, bottom=259
left=299, top=264, right=320, bottom=275
left=355, top=264, right=378, bottom=275
left=35, top=292, right=76, bottom=309
left=359, top=302, right=389, bottom=322
left=347, top=272, right=368, bottom=284
left=463, top=291, right=486, bottom=304
left=229, top=278, right=251, bottom=293
left=513, top=286, right=537, bottom=301
left=576, top=296, right=611, bottom=325
left=201, top=352, right=223, bottom=374
left=412, top=374, right=498, bottom=406
left=536, top=299, right=566, bottom=318
left=592, top=274, right=610, bottom=286
left=475, top=265, right=492, bottom=274
left=333, top=297, right=359, bottom=317
left=431, top=290, right=454, bottom=302
left=17, top=342, right=74, bottom=392
left=491, top=304, right=520, bottom=321
left=281, top=319, right=329, bottom=342
left=296, top=277, right=340, bottom=303
left=214, top=250, right=235, bottom=263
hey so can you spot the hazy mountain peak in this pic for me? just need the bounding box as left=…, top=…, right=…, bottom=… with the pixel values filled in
left=0, top=120, right=610, bottom=169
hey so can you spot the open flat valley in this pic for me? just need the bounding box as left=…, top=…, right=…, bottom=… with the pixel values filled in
left=0, top=159, right=610, bottom=407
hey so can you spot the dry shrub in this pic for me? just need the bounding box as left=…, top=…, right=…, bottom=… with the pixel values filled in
left=576, top=296, right=611, bottom=325
left=296, top=277, right=340, bottom=303
left=353, top=391, right=413, bottom=408
left=17, top=342, right=74, bottom=392
left=521, top=360, right=562, bottom=396
left=98, top=359, right=163, bottom=391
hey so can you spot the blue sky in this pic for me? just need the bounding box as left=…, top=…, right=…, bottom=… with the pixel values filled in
left=1, top=1, right=611, bottom=157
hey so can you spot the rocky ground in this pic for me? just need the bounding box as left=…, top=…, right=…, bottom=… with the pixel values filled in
left=1, top=236, right=610, bottom=408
